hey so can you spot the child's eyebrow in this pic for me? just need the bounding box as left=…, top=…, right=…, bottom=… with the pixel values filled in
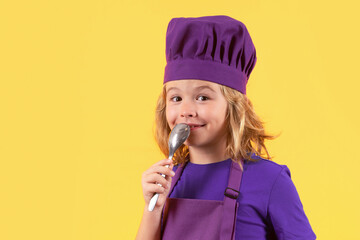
left=195, top=85, right=216, bottom=92
left=166, top=85, right=216, bottom=93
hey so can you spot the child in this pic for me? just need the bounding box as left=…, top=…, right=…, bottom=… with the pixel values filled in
left=136, top=15, right=316, bottom=240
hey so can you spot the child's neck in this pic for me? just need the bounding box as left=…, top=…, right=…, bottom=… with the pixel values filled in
left=188, top=143, right=230, bottom=165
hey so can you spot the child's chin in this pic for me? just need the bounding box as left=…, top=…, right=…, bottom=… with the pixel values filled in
left=184, top=141, right=197, bottom=147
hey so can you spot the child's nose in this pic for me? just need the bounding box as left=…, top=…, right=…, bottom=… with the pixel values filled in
left=180, top=102, right=197, bottom=118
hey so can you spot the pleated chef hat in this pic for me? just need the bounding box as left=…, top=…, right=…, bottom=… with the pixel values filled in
left=163, top=15, right=257, bottom=94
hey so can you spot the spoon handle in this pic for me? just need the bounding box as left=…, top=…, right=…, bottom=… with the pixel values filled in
left=148, top=163, right=170, bottom=211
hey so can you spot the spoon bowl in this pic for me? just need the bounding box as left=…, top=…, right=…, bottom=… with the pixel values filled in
left=168, top=123, right=191, bottom=159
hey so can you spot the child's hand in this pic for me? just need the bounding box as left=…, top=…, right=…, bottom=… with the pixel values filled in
left=141, top=158, right=175, bottom=211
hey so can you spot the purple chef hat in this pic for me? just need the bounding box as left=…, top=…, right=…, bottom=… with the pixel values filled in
left=163, top=15, right=257, bottom=94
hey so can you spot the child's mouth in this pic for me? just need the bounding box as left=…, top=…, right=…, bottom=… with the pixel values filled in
left=189, top=124, right=206, bottom=131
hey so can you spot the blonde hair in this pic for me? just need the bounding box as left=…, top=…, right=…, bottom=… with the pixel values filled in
left=153, top=83, right=280, bottom=167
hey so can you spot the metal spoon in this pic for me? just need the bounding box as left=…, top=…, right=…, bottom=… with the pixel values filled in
left=148, top=123, right=190, bottom=211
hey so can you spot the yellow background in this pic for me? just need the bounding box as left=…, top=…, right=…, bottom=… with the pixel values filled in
left=0, top=0, right=359, bottom=239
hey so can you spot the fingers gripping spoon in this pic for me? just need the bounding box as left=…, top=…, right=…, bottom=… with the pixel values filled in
left=148, top=123, right=190, bottom=211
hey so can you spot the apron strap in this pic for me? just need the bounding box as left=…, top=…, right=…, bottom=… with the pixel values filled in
left=168, top=162, right=187, bottom=196
left=161, top=162, right=187, bottom=234
left=220, top=159, right=244, bottom=240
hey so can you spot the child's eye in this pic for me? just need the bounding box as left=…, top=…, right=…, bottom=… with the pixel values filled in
left=197, top=95, right=209, bottom=101
left=170, top=96, right=182, bottom=102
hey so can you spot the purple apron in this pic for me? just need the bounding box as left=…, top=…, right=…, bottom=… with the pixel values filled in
left=161, top=159, right=244, bottom=240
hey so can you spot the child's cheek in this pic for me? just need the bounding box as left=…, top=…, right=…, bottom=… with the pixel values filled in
left=165, top=106, right=178, bottom=127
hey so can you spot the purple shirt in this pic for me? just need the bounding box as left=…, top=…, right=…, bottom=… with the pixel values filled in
left=170, top=155, right=316, bottom=240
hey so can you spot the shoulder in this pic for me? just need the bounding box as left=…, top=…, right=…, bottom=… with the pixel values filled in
left=240, top=155, right=293, bottom=204
left=238, top=155, right=295, bottom=218
left=237, top=157, right=316, bottom=239
left=243, top=155, right=291, bottom=180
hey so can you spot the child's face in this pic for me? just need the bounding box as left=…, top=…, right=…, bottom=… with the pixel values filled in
left=165, top=79, right=228, bottom=148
